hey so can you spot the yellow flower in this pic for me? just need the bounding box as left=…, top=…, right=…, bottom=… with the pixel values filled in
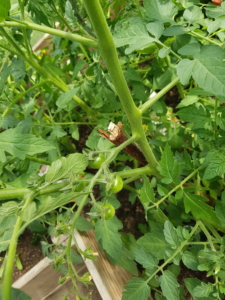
left=142, top=124, right=149, bottom=132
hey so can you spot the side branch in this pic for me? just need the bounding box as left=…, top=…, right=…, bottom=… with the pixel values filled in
left=140, top=77, right=180, bottom=114
left=1, top=21, right=98, bottom=48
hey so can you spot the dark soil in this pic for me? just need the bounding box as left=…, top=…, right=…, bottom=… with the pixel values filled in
left=0, top=229, right=44, bottom=283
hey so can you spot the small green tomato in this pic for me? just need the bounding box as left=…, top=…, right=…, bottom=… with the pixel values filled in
left=102, top=203, right=115, bottom=220
left=109, top=175, right=123, bottom=193
left=89, top=153, right=106, bottom=169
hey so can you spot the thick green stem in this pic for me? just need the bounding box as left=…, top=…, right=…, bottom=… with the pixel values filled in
left=1, top=21, right=98, bottom=48
left=117, top=165, right=153, bottom=178
left=83, top=0, right=159, bottom=174
left=0, top=181, right=69, bottom=200
left=2, top=80, right=48, bottom=117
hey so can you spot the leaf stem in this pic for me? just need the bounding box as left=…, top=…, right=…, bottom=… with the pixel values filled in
left=140, top=78, right=180, bottom=114
left=189, top=31, right=223, bottom=46
left=198, top=221, right=216, bottom=251
left=1, top=21, right=98, bottom=48
left=146, top=221, right=200, bottom=283
left=148, top=167, right=201, bottom=210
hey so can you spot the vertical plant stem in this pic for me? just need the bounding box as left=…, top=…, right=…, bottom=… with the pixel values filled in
left=176, top=82, right=185, bottom=99
left=3, top=217, right=23, bottom=300
left=83, top=0, right=160, bottom=174
left=2, top=191, right=36, bottom=300
left=214, top=98, right=218, bottom=140
left=18, top=0, right=33, bottom=58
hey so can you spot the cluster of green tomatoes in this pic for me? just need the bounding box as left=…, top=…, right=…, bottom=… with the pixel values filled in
left=75, top=153, right=123, bottom=220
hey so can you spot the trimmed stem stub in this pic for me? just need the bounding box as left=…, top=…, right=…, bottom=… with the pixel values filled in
left=98, top=122, right=147, bottom=165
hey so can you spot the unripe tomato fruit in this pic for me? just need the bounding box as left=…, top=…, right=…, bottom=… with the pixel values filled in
left=101, top=203, right=115, bottom=220
left=109, top=175, right=123, bottom=193
left=89, top=153, right=106, bottom=169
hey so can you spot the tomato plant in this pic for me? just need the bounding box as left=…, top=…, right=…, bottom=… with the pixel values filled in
left=1, top=0, right=225, bottom=299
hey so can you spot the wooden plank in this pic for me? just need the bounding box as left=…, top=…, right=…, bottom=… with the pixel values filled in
left=74, top=230, right=134, bottom=300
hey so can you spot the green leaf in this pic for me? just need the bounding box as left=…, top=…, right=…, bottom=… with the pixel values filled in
left=0, top=285, right=31, bottom=300
left=23, top=192, right=81, bottom=228
left=177, top=105, right=211, bottom=128
left=182, top=251, right=199, bottom=271
left=56, top=87, right=79, bottom=111
left=69, top=123, right=79, bottom=140
left=65, top=1, right=77, bottom=26
left=139, top=175, right=154, bottom=205
left=11, top=57, right=26, bottom=82
left=202, top=150, right=225, bottom=180
left=191, top=128, right=214, bottom=141
left=45, top=153, right=88, bottom=183
left=113, top=18, right=155, bottom=54
left=146, top=21, right=164, bottom=39
left=176, top=59, right=194, bottom=85
left=133, top=246, right=158, bottom=269
left=0, top=127, right=55, bottom=160
left=192, top=282, right=212, bottom=297
left=71, top=249, right=83, bottom=264
left=183, top=192, right=220, bottom=224
left=157, top=144, right=179, bottom=184
left=163, top=25, right=187, bottom=36
left=95, top=217, right=123, bottom=260
left=144, top=0, right=178, bottom=24
left=185, top=278, right=215, bottom=300
left=0, top=115, right=19, bottom=130
left=183, top=6, right=204, bottom=24
left=20, top=202, right=37, bottom=223
left=158, top=48, right=171, bottom=58
left=215, top=201, right=225, bottom=227
left=178, top=43, right=201, bottom=56
left=115, top=246, right=138, bottom=275
left=0, top=0, right=10, bottom=22
left=183, top=150, right=193, bottom=169
left=137, top=231, right=170, bottom=259
left=207, top=19, right=222, bottom=35
left=0, top=215, right=16, bottom=235
left=163, top=221, right=180, bottom=247
left=75, top=216, right=93, bottom=231
left=177, top=45, right=225, bottom=96
left=0, top=227, right=13, bottom=251
left=122, top=277, right=151, bottom=300
left=0, top=201, right=18, bottom=222
left=159, top=270, right=180, bottom=300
